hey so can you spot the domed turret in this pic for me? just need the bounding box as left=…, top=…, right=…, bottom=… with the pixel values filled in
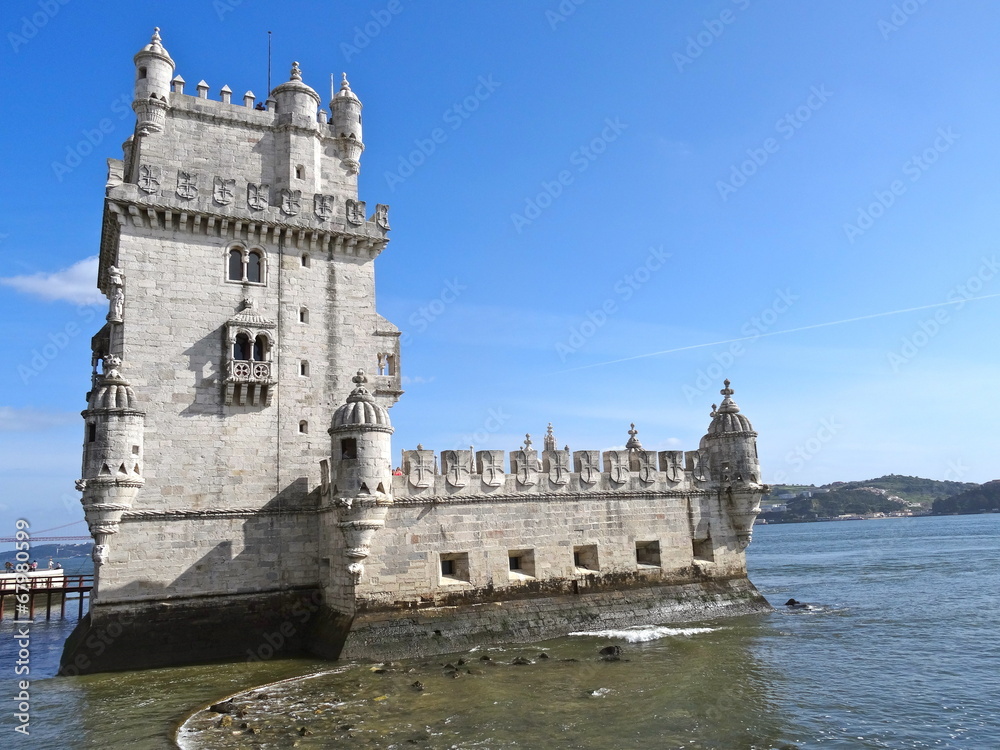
left=133, top=28, right=174, bottom=133
left=326, top=371, right=394, bottom=581
left=78, top=355, right=145, bottom=571
left=271, top=61, right=321, bottom=119
left=330, top=73, right=364, bottom=174
left=700, top=380, right=764, bottom=550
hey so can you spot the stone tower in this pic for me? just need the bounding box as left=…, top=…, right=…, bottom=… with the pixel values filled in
left=62, top=29, right=401, bottom=673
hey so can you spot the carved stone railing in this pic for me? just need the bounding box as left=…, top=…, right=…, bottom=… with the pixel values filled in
left=223, top=359, right=275, bottom=406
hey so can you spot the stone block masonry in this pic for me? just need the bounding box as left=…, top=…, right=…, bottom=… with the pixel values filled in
left=62, top=29, right=769, bottom=675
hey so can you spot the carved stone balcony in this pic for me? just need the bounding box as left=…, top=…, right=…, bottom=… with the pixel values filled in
left=223, top=359, right=276, bottom=407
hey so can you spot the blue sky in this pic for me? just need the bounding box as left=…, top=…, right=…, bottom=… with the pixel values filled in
left=2, top=0, right=998, bottom=539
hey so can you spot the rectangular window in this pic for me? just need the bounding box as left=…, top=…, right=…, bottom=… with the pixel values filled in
left=439, top=552, right=470, bottom=584
left=635, top=540, right=661, bottom=568
left=693, top=537, right=714, bottom=563
left=341, top=438, right=357, bottom=459
left=507, top=548, right=535, bottom=580
left=87, top=423, right=97, bottom=443
left=573, top=544, right=599, bottom=572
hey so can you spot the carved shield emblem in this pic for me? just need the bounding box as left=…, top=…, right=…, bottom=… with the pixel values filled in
left=477, top=450, right=505, bottom=487
left=441, top=450, right=471, bottom=488
left=604, top=450, right=630, bottom=485
left=314, top=194, right=334, bottom=220
left=375, top=203, right=390, bottom=230
left=686, top=450, right=708, bottom=482
left=213, top=177, right=235, bottom=205
left=280, top=189, right=301, bottom=216
left=404, top=449, right=435, bottom=489
left=247, top=183, right=268, bottom=210
left=346, top=199, right=366, bottom=226
left=635, top=450, right=657, bottom=484
left=574, top=450, right=600, bottom=485
left=176, top=171, right=198, bottom=200
left=137, top=164, right=160, bottom=194
left=512, top=449, right=537, bottom=487
left=545, top=450, right=570, bottom=486
left=660, top=450, right=684, bottom=483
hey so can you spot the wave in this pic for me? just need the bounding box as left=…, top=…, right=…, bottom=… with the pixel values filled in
left=567, top=625, right=717, bottom=643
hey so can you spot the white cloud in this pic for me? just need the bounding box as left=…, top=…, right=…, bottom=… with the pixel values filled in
left=0, top=256, right=103, bottom=305
left=0, top=407, right=78, bottom=433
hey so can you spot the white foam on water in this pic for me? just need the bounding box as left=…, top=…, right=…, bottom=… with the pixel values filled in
left=568, top=625, right=718, bottom=643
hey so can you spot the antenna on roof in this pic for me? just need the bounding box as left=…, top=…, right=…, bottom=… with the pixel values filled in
left=267, top=30, right=272, bottom=95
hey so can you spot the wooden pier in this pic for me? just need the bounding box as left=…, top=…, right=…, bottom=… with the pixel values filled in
left=0, top=572, right=93, bottom=620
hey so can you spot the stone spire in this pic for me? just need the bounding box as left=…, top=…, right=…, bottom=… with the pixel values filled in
left=544, top=423, right=556, bottom=452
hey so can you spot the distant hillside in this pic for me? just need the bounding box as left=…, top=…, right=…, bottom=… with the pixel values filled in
left=828, top=475, right=976, bottom=506
left=762, top=475, right=979, bottom=522
left=932, top=480, right=1000, bottom=515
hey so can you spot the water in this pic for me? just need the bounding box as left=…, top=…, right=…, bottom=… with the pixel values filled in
left=4, top=515, right=998, bottom=749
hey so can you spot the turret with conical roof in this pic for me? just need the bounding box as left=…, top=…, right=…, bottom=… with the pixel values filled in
left=700, top=380, right=765, bottom=549
left=132, top=27, right=174, bottom=133
left=78, top=355, right=146, bottom=572
left=330, top=73, right=364, bottom=174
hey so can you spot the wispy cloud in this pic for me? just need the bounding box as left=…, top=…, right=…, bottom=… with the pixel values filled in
left=0, top=256, right=103, bottom=305
left=0, top=407, right=78, bottom=432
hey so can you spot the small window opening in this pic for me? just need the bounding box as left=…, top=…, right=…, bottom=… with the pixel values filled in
left=87, top=423, right=97, bottom=443
left=298, top=420, right=308, bottom=434
left=228, top=249, right=243, bottom=281
left=132, top=445, right=140, bottom=455
left=233, top=333, right=252, bottom=361
left=341, top=438, right=357, bottom=459
left=295, top=165, right=304, bottom=179
left=138, top=67, right=147, bottom=80
left=693, top=537, right=714, bottom=563
left=301, top=253, right=310, bottom=267
left=507, top=548, right=535, bottom=580
left=299, top=307, right=309, bottom=323
left=253, top=335, right=268, bottom=362
left=573, top=544, right=599, bottom=572
left=439, top=552, right=470, bottom=583
left=247, top=251, right=262, bottom=283
left=300, top=360, right=309, bottom=376
left=635, top=540, right=661, bottom=568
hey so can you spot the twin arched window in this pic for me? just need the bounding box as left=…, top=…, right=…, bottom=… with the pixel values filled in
left=233, top=332, right=270, bottom=362
left=227, top=246, right=265, bottom=284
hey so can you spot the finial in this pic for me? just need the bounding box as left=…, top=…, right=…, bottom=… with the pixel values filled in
left=711, top=404, right=718, bottom=417
left=544, top=423, right=556, bottom=451
left=152, top=27, right=161, bottom=43
left=416, top=443, right=424, bottom=451
left=291, top=61, right=302, bottom=81
left=341, top=72, right=351, bottom=91
left=352, top=369, right=366, bottom=385
left=721, top=379, right=734, bottom=398
left=625, top=423, right=643, bottom=451
left=523, top=433, right=532, bottom=450
left=243, top=297, right=254, bottom=309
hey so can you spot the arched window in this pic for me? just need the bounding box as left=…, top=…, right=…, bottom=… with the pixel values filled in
left=247, top=251, right=262, bottom=283
left=298, top=420, right=308, bottom=434
left=299, top=307, right=309, bottom=324
left=301, top=253, right=310, bottom=267
left=300, top=360, right=309, bottom=376
left=233, top=333, right=252, bottom=361
left=295, top=165, right=304, bottom=179
left=253, top=334, right=268, bottom=361
left=228, top=249, right=243, bottom=281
